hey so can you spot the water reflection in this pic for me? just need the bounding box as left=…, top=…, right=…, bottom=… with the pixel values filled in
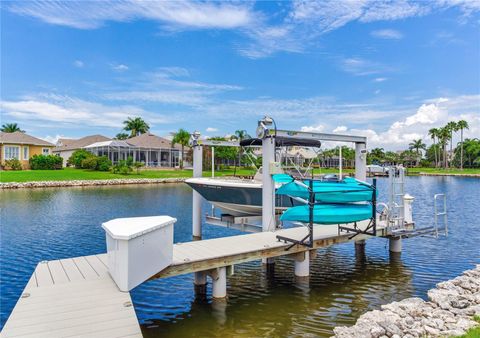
left=1, top=177, right=479, bottom=336
left=141, top=244, right=413, bottom=337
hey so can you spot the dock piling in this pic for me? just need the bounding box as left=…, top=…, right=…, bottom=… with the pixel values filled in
left=210, top=267, right=227, bottom=299
left=294, top=251, right=310, bottom=277
left=389, top=237, right=402, bottom=253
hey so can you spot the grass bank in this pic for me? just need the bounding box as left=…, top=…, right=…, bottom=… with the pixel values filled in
left=0, top=167, right=351, bottom=183
left=1, top=167, right=478, bottom=183
left=407, top=168, right=480, bottom=175
left=0, top=167, right=254, bottom=183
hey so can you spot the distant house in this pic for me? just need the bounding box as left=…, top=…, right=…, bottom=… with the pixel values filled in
left=54, top=135, right=110, bottom=167
left=85, top=133, right=186, bottom=168
left=0, top=131, right=55, bottom=169
left=54, top=133, right=187, bottom=168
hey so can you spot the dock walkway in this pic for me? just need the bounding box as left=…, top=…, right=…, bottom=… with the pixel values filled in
left=1, top=254, right=142, bottom=338
left=2, top=221, right=385, bottom=338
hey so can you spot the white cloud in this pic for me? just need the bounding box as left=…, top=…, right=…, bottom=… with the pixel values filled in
left=6, top=1, right=255, bottom=30
left=43, top=134, right=66, bottom=144
left=301, top=124, right=325, bottom=132
left=340, top=57, right=392, bottom=76
left=333, top=126, right=348, bottom=133
left=374, top=77, right=387, bottom=82
left=206, top=127, right=218, bottom=132
left=308, top=94, right=480, bottom=150
left=6, top=1, right=479, bottom=59
left=0, top=94, right=170, bottom=129
left=111, top=64, right=129, bottom=72
left=73, top=60, right=84, bottom=68
left=371, top=29, right=403, bottom=39
left=157, top=67, right=190, bottom=77
left=103, top=67, right=242, bottom=106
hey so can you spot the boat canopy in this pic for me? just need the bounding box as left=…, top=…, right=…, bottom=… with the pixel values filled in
left=240, top=137, right=321, bottom=148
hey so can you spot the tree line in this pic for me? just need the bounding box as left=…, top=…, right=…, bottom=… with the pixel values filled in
left=3, top=118, right=477, bottom=170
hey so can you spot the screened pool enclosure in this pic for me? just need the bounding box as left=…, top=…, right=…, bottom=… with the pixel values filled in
left=84, top=140, right=182, bottom=168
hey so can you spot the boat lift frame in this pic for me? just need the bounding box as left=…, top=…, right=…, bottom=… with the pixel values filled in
left=190, top=116, right=369, bottom=238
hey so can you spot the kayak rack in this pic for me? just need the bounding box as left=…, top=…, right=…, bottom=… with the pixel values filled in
left=338, top=179, right=377, bottom=239
left=276, top=179, right=378, bottom=250
left=276, top=179, right=315, bottom=250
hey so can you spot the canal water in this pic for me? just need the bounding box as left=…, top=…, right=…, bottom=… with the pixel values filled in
left=1, top=177, right=479, bottom=337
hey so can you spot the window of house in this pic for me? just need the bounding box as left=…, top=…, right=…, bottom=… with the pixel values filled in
left=42, top=148, right=50, bottom=155
left=23, top=146, right=29, bottom=160
left=4, top=146, right=20, bottom=160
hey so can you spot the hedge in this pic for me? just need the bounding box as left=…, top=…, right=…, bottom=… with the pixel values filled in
left=29, top=154, right=63, bottom=170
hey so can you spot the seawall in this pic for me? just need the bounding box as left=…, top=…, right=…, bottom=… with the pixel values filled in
left=0, top=178, right=187, bottom=189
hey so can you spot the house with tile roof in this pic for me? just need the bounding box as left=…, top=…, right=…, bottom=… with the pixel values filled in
left=53, top=133, right=187, bottom=168
left=0, top=131, right=55, bottom=169
left=53, top=134, right=111, bottom=167
left=85, top=133, right=187, bottom=167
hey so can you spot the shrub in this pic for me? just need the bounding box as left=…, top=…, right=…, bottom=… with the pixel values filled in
left=81, top=157, right=98, bottom=170
left=96, top=156, right=112, bottom=171
left=112, top=158, right=133, bottom=175
left=29, top=154, right=63, bottom=170
left=133, top=161, right=144, bottom=174
left=4, top=158, right=23, bottom=170
left=68, top=149, right=94, bottom=168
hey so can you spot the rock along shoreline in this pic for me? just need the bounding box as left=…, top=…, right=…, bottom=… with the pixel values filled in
left=334, top=264, right=480, bottom=338
left=0, top=178, right=187, bottom=189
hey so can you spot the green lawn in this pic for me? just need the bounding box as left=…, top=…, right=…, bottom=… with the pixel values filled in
left=0, top=167, right=258, bottom=183
left=1, top=166, right=478, bottom=183
left=407, top=167, right=480, bottom=175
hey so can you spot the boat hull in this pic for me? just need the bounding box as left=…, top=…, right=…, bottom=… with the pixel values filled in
left=185, top=178, right=296, bottom=216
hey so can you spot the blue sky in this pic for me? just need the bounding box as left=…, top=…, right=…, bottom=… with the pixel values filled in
left=1, top=0, right=479, bottom=149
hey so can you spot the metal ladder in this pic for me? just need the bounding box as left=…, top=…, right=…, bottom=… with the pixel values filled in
left=387, top=167, right=405, bottom=229
left=434, top=193, right=448, bottom=237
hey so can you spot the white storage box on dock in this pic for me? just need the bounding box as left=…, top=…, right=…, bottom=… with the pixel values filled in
left=102, top=216, right=176, bottom=292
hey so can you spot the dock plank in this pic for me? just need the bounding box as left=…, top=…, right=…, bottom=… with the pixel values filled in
left=72, top=256, right=99, bottom=280
left=34, top=262, right=54, bottom=287
left=84, top=255, right=109, bottom=277
left=60, top=258, right=84, bottom=282
left=2, top=265, right=141, bottom=338
left=48, top=260, right=69, bottom=284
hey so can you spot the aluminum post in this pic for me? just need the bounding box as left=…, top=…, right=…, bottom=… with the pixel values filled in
left=262, top=136, right=276, bottom=232
left=355, top=142, right=367, bottom=181
left=192, top=133, right=203, bottom=239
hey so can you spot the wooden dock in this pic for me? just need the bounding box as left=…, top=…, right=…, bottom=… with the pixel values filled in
left=2, top=220, right=386, bottom=337
left=1, top=254, right=142, bottom=338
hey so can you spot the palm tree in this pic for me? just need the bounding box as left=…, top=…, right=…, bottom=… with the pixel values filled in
left=409, top=139, right=426, bottom=167
left=233, top=130, right=250, bottom=168
left=428, top=128, right=439, bottom=167
left=115, top=132, right=129, bottom=140
left=123, top=117, right=150, bottom=137
left=1, top=123, right=24, bottom=133
left=438, top=127, right=450, bottom=169
left=368, top=147, right=385, bottom=164
left=457, top=120, right=469, bottom=170
left=171, top=128, right=190, bottom=169
left=446, top=121, right=458, bottom=167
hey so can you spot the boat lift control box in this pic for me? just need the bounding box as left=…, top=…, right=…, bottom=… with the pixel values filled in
left=102, top=216, right=176, bottom=292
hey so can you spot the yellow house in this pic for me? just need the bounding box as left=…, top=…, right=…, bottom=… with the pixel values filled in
left=0, top=131, right=55, bottom=169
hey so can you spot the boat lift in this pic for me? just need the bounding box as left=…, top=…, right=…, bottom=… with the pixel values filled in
left=190, top=116, right=447, bottom=254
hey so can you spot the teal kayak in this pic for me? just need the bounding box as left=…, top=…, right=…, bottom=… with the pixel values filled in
left=274, top=176, right=375, bottom=203
left=280, top=203, right=373, bottom=224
